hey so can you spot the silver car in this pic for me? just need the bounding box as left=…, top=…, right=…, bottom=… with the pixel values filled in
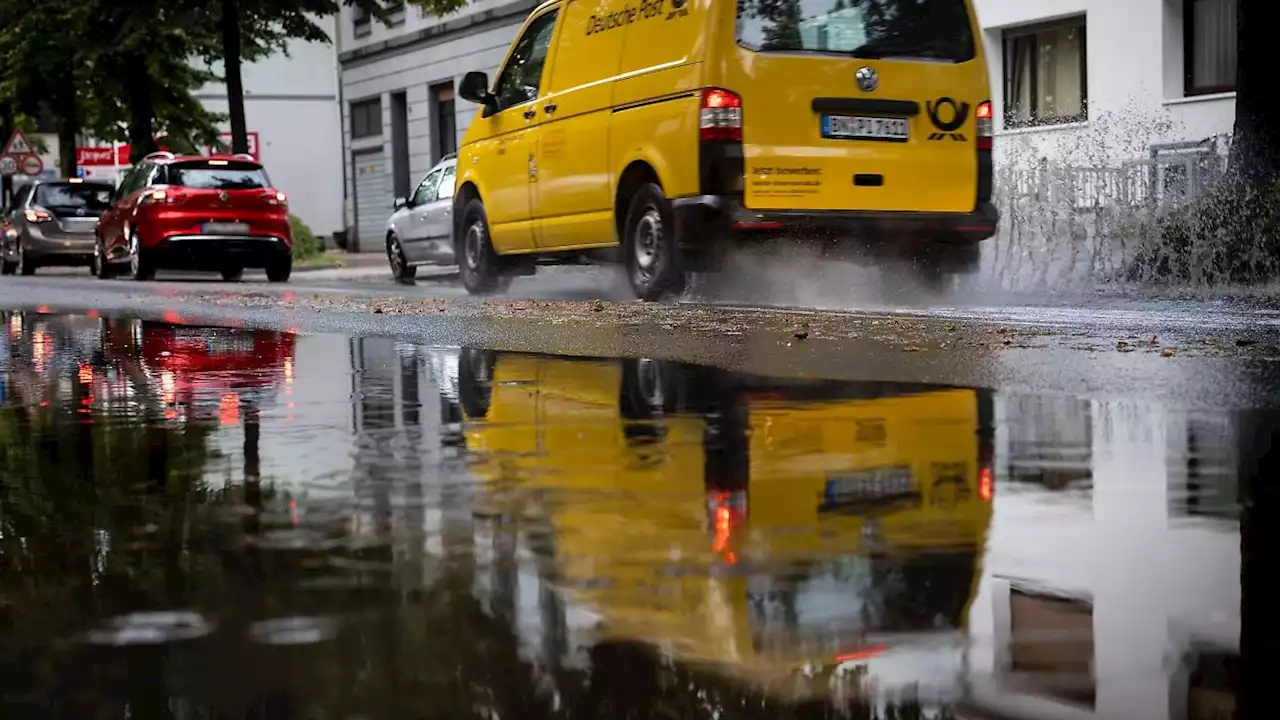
left=2, top=179, right=113, bottom=275
left=386, top=154, right=457, bottom=282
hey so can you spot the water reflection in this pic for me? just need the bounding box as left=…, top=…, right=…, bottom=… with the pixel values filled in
left=0, top=310, right=1271, bottom=718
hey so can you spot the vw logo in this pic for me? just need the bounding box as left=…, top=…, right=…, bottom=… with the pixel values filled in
left=75, top=207, right=86, bottom=217
left=855, top=66, right=878, bottom=92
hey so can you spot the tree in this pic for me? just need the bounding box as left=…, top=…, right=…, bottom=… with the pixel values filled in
left=84, top=1, right=227, bottom=162
left=1226, top=0, right=1280, bottom=187
left=0, top=0, right=227, bottom=170
left=0, top=0, right=93, bottom=176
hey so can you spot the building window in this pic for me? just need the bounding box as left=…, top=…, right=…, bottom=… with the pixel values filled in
left=1002, top=18, right=1088, bottom=128
left=353, top=6, right=371, bottom=36
left=1185, top=0, right=1237, bottom=96
left=432, top=82, right=457, bottom=162
left=350, top=99, right=382, bottom=139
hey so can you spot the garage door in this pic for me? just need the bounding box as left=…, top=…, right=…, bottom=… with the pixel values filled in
left=353, top=149, right=391, bottom=252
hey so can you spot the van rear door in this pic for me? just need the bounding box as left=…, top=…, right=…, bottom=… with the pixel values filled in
left=731, top=0, right=986, bottom=215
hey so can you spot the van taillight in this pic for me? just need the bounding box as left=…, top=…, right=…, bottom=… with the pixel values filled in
left=976, top=101, right=993, bottom=150
left=699, top=88, right=742, bottom=142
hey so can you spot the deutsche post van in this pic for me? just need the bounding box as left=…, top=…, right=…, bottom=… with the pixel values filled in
left=453, top=0, right=998, bottom=299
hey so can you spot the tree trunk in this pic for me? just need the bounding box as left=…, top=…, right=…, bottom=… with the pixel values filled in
left=124, top=57, right=157, bottom=164
left=1226, top=0, right=1280, bottom=186
left=56, top=93, right=79, bottom=179
left=221, top=0, right=249, bottom=155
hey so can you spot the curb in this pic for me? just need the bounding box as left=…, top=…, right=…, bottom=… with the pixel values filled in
left=292, top=262, right=345, bottom=273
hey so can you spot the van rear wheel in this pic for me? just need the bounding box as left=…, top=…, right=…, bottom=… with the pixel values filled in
left=623, top=183, right=685, bottom=301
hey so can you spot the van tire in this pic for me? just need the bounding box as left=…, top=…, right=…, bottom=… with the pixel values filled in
left=623, top=183, right=685, bottom=301
left=458, top=198, right=509, bottom=295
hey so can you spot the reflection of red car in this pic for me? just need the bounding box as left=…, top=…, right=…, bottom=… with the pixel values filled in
left=103, top=319, right=295, bottom=417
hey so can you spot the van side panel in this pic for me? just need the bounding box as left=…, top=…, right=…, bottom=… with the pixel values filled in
left=534, top=0, right=629, bottom=250
left=607, top=0, right=711, bottom=202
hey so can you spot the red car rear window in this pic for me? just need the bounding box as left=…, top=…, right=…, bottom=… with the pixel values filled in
left=163, top=161, right=271, bottom=190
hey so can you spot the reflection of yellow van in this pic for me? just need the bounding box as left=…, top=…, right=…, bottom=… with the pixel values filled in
left=460, top=351, right=995, bottom=692
left=451, top=0, right=997, bottom=299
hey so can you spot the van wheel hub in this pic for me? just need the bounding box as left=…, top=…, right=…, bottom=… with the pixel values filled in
left=464, top=222, right=485, bottom=271
left=633, top=206, right=664, bottom=280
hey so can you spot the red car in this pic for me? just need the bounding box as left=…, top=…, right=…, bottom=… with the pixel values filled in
left=93, top=151, right=293, bottom=282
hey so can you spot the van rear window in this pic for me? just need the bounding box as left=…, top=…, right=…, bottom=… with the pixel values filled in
left=163, top=161, right=270, bottom=190
left=736, top=0, right=976, bottom=62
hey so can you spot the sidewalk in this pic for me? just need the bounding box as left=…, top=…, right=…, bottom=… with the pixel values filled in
left=296, top=250, right=458, bottom=281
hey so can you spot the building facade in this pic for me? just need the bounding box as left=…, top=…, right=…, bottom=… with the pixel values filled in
left=973, top=0, right=1237, bottom=166
left=335, top=0, right=537, bottom=252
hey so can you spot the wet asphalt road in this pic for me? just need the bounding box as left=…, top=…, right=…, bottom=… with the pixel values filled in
left=1, top=264, right=1278, bottom=409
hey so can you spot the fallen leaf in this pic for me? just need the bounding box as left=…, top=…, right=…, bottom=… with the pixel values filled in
left=1161, top=348, right=1176, bottom=357
left=904, top=345, right=922, bottom=352
left=1148, top=335, right=1158, bottom=345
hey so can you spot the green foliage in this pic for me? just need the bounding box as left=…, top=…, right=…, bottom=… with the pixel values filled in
left=291, top=213, right=323, bottom=260
left=1125, top=179, right=1280, bottom=285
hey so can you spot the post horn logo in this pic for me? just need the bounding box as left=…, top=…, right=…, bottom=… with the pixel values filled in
left=926, top=97, right=969, bottom=141
left=855, top=66, right=878, bottom=92
left=670, top=0, right=687, bottom=8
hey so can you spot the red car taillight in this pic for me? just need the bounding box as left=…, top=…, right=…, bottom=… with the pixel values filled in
left=140, top=188, right=185, bottom=205
left=23, top=207, right=52, bottom=223
left=699, top=88, right=742, bottom=142
left=263, top=190, right=287, bottom=207
left=976, top=100, right=993, bottom=150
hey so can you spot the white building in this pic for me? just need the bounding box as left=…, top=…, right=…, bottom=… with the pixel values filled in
left=972, top=0, right=1238, bottom=165
left=193, top=21, right=347, bottom=240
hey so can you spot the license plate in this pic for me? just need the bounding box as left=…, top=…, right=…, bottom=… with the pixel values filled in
left=206, top=337, right=255, bottom=354
left=822, top=115, right=909, bottom=142
left=823, top=467, right=914, bottom=505
left=202, top=222, right=250, bottom=234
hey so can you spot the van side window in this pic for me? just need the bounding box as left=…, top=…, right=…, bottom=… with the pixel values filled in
left=493, top=9, right=559, bottom=111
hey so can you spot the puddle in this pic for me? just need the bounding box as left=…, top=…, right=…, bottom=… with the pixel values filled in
left=0, top=309, right=1271, bottom=717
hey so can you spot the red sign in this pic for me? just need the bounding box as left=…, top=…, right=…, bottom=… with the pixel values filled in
left=206, top=132, right=260, bottom=161
left=76, top=146, right=130, bottom=166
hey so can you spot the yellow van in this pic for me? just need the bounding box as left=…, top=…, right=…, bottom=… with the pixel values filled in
left=457, top=350, right=996, bottom=691
left=452, top=0, right=998, bottom=299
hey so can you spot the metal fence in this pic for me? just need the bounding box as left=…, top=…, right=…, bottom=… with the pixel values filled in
left=971, top=135, right=1232, bottom=291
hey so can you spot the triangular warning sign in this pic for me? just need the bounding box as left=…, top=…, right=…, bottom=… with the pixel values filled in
left=4, top=130, right=32, bottom=155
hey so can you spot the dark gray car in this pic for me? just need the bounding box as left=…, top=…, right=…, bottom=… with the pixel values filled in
left=2, top=179, right=113, bottom=275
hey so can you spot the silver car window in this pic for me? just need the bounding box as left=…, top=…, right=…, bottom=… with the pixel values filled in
left=436, top=166, right=456, bottom=202
left=412, top=170, right=442, bottom=206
